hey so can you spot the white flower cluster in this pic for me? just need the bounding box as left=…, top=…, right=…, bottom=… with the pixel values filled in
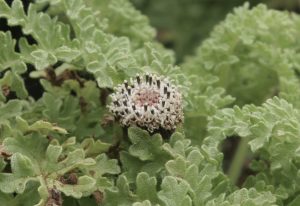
left=108, top=73, right=183, bottom=132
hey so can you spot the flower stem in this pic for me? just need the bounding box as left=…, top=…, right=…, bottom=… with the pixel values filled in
left=228, top=138, right=249, bottom=185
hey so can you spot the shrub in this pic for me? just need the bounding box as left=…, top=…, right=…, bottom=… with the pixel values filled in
left=0, top=1, right=299, bottom=205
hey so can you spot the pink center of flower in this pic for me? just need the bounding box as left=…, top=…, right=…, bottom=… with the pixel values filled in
left=133, top=88, right=160, bottom=106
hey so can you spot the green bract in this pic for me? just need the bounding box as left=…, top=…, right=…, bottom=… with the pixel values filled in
left=0, top=0, right=300, bottom=205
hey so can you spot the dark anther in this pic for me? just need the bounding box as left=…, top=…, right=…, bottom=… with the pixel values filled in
left=167, top=92, right=170, bottom=99
left=136, top=75, right=141, bottom=84
left=149, top=76, right=152, bottom=85
left=157, top=80, right=160, bottom=88
left=144, top=104, right=148, bottom=111
left=162, top=101, right=165, bottom=107
left=164, top=86, right=167, bottom=94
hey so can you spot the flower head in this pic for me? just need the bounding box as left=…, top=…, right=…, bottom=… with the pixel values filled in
left=108, top=73, right=183, bottom=132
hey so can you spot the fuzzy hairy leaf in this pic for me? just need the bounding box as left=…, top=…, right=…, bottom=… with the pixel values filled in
left=206, top=188, right=277, bottom=206
left=0, top=184, right=40, bottom=206
left=120, top=127, right=172, bottom=182
left=128, top=127, right=164, bottom=161
left=0, top=121, right=115, bottom=204
left=183, top=3, right=300, bottom=109
left=158, top=176, right=192, bottom=206
left=0, top=31, right=26, bottom=73
left=136, top=172, right=159, bottom=203
left=206, top=97, right=300, bottom=201
left=104, top=175, right=135, bottom=206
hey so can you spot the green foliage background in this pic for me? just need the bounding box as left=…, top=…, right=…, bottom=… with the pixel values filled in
left=0, top=0, right=300, bottom=205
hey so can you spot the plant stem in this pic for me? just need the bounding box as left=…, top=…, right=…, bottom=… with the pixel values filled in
left=228, top=138, right=249, bottom=185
